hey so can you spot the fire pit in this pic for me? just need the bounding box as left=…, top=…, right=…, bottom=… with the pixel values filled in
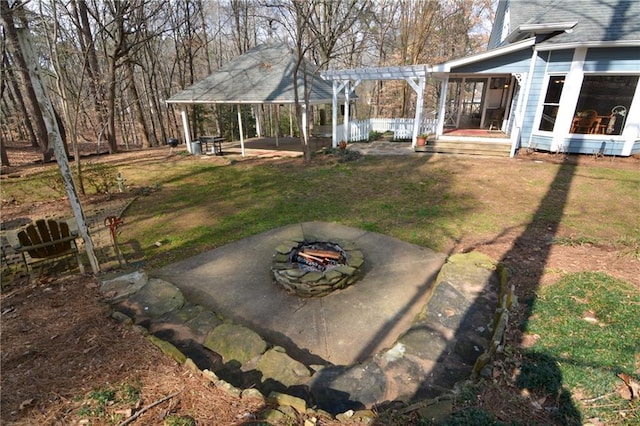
left=272, top=239, right=364, bottom=297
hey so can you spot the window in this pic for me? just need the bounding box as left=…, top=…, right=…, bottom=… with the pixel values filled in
left=571, top=75, right=638, bottom=135
left=538, top=76, right=565, bottom=131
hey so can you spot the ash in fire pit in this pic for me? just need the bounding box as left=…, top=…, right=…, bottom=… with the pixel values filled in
left=272, top=240, right=364, bottom=297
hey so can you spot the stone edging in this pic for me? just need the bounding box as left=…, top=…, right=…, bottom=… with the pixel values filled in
left=271, top=239, right=364, bottom=297
left=472, top=264, right=516, bottom=378
left=100, top=251, right=514, bottom=423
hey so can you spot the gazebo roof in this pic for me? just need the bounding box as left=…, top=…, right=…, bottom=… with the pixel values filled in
left=166, top=43, right=336, bottom=105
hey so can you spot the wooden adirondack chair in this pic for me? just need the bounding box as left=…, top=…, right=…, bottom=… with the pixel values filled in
left=7, top=219, right=85, bottom=281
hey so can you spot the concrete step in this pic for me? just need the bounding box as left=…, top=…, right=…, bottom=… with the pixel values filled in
left=415, top=140, right=511, bottom=157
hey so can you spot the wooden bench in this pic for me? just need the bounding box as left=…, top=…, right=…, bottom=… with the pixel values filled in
left=6, top=219, right=85, bottom=281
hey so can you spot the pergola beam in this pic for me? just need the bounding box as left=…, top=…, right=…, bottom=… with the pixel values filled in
left=322, top=65, right=429, bottom=147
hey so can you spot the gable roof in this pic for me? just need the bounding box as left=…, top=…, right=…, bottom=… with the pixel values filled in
left=166, top=43, right=336, bottom=105
left=491, top=0, right=640, bottom=49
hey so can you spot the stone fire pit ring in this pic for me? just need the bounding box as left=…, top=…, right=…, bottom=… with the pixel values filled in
left=271, top=238, right=364, bottom=297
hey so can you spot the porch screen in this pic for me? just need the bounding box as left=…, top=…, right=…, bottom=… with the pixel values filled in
left=571, top=75, right=638, bottom=135
left=538, top=76, right=564, bottom=131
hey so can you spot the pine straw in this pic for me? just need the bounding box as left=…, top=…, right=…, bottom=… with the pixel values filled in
left=0, top=275, right=266, bottom=425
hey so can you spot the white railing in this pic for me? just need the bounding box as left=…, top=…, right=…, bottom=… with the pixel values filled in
left=370, top=118, right=437, bottom=139
left=330, top=117, right=438, bottom=143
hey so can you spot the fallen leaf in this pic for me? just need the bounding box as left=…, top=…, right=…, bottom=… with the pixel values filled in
left=618, top=373, right=640, bottom=400
left=582, top=310, right=598, bottom=324
left=19, top=399, right=35, bottom=410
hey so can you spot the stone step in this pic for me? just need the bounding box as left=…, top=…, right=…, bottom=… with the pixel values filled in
left=415, top=140, right=511, bottom=157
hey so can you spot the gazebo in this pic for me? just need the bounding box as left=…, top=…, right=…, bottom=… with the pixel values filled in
left=166, top=43, right=345, bottom=156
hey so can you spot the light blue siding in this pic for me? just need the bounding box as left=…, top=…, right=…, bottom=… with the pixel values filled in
left=584, top=47, right=640, bottom=72
left=527, top=135, right=553, bottom=151
left=520, top=52, right=549, bottom=142
left=544, top=50, right=574, bottom=72
left=452, top=49, right=531, bottom=74
left=565, top=137, right=628, bottom=156
left=524, top=135, right=630, bottom=156
left=631, top=141, right=640, bottom=155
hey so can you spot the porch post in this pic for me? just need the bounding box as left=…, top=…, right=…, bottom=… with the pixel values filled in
left=343, top=83, right=350, bottom=143
left=406, top=76, right=426, bottom=147
left=436, top=79, right=448, bottom=137
left=180, top=108, right=192, bottom=153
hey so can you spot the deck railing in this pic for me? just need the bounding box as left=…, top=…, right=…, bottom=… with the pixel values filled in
left=333, top=118, right=437, bottom=142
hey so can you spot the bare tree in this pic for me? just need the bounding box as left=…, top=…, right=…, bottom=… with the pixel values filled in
left=1, top=0, right=53, bottom=161
left=1, top=0, right=494, bottom=163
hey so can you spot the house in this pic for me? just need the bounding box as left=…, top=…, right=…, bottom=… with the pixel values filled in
left=427, top=0, right=640, bottom=157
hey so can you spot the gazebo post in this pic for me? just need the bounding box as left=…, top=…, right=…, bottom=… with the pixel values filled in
left=254, top=105, right=261, bottom=137
left=275, top=104, right=280, bottom=147
left=237, top=104, right=245, bottom=157
left=181, top=108, right=192, bottom=153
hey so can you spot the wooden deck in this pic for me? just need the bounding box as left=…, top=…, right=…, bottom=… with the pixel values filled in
left=415, top=139, right=512, bottom=157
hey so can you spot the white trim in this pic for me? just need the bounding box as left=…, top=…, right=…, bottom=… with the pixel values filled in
left=321, top=65, right=427, bottom=81
left=536, top=41, right=640, bottom=51
left=621, top=77, right=640, bottom=156
left=531, top=72, right=568, bottom=139
left=504, top=22, right=578, bottom=44
left=550, top=47, right=587, bottom=152
left=429, top=38, right=535, bottom=74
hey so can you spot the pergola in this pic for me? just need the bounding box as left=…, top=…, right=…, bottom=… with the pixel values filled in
left=166, top=43, right=344, bottom=156
left=321, top=65, right=428, bottom=147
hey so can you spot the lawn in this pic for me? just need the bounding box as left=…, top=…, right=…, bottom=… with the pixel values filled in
left=2, top=147, right=639, bottom=424
left=102, top=152, right=639, bottom=272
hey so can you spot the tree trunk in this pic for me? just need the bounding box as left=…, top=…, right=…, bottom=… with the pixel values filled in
left=0, top=1, right=53, bottom=161
left=0, top=134, right=9, bottom=166
left=2, top=50, right=38, bottom=148
left=17, top=26, right=100, bottom=274
left=125, top=59, right=154, bottom=147
left=74, top=0, right=112, bottom=146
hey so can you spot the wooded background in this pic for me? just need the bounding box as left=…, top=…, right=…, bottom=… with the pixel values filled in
left=1, top=0, right=494, bottom=165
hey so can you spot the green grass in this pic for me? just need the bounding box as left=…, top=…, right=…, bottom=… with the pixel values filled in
left=3, top=152, right=639, bottom=423
left=76, top=382, right=141, bottom=423
left=522, top=272, right=640, bottom=424
left=118, top=155, right=635, bottom=270
left=4, top=154, right=638, bottom=271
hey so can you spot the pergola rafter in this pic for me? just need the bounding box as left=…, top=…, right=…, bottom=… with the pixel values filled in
left=321, top=65, right=428, bottom=147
